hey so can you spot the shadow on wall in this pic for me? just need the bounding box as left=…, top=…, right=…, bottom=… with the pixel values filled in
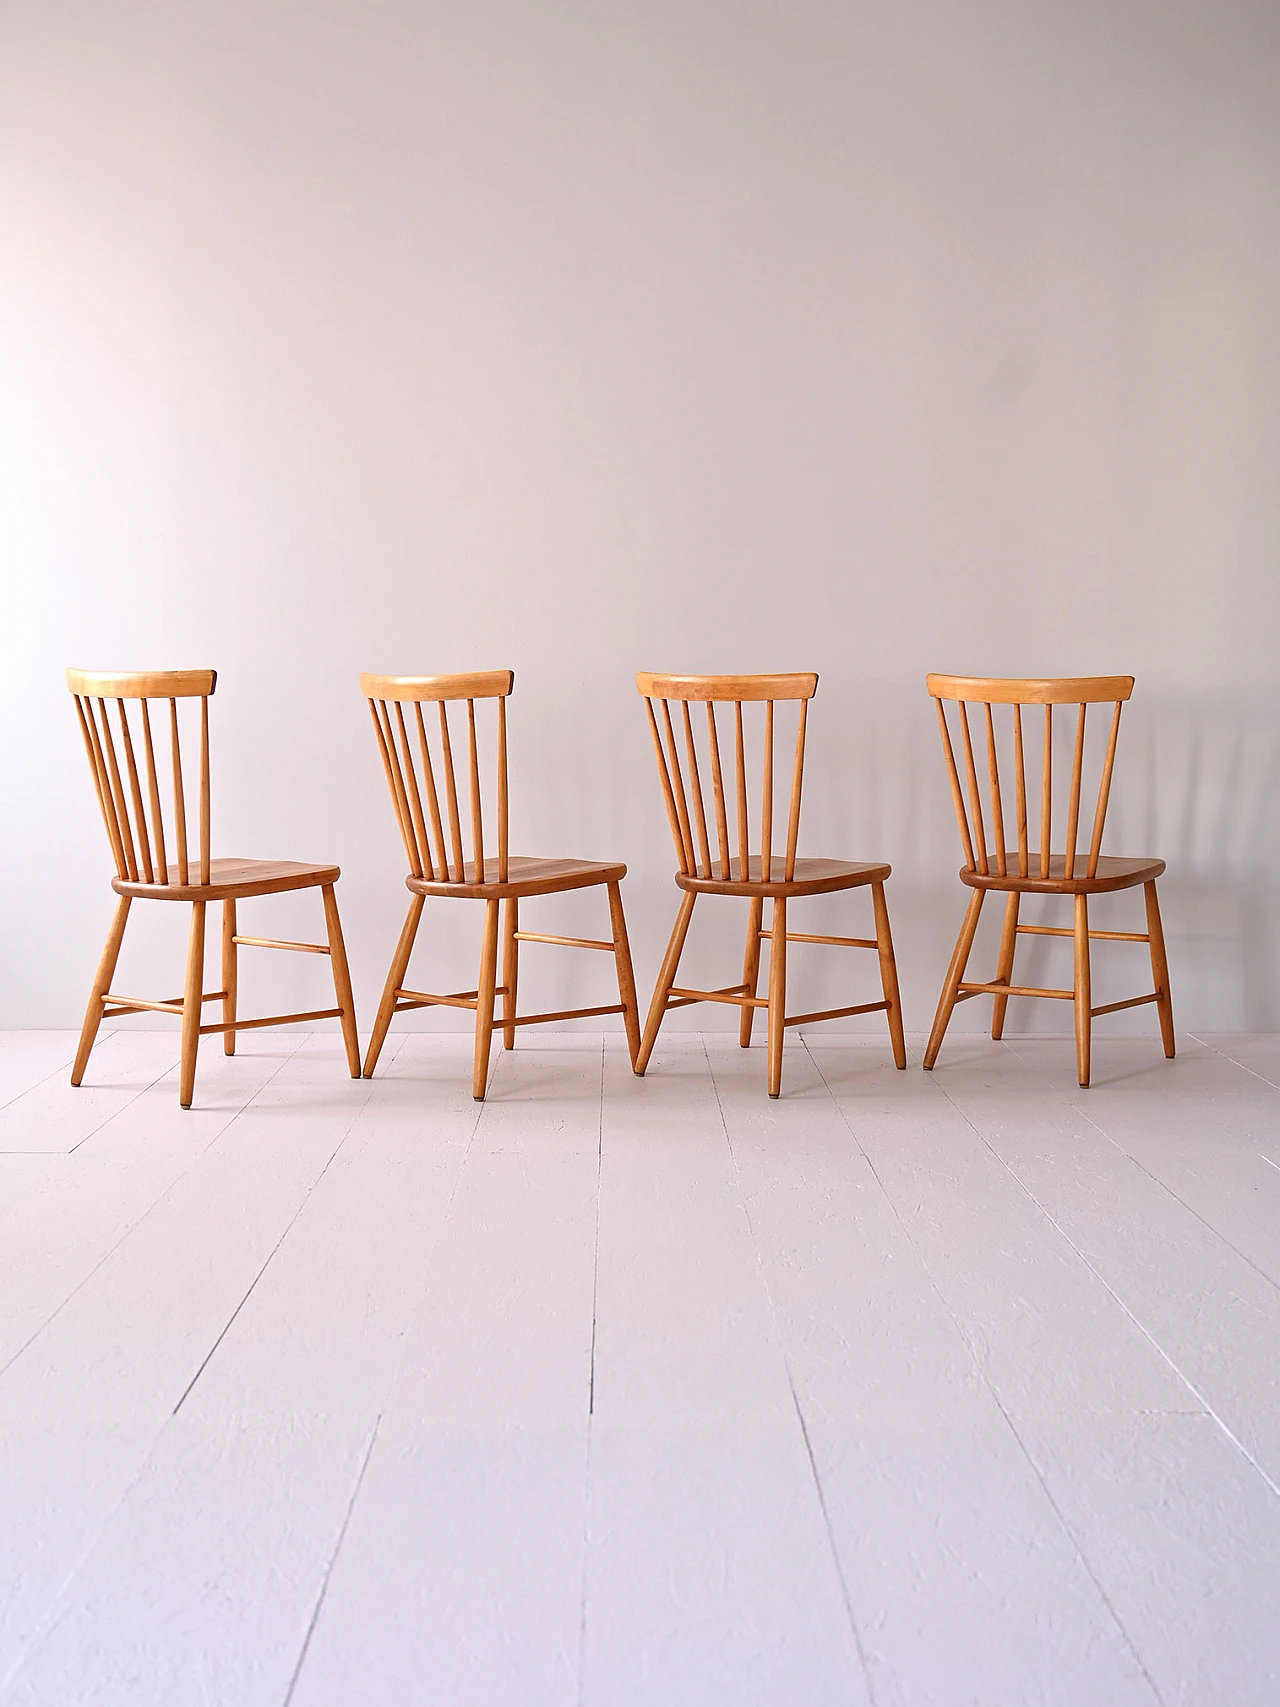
left=1120, top=696, right=1280, bottom=1031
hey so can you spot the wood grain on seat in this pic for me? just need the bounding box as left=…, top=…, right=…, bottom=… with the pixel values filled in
left=407, top=856, right=626, bottom=900
left=114, top=857, right=340, bottom=901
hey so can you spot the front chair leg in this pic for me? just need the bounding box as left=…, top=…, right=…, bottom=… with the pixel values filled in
left=363, top=895, right=425, bottom=1079
left=740, top=898, right=764, bottom=1048
left=222, top=899, right=238, bottom=1056
left=607, top=881, right=642, bottom=1069
left=1073, top=893, right=1092, bottom=1088
left=767, top=897, right=787, bottom=1097
left=871, top=880, right=907, bottom=1069
left=923, top=890, right=985, bottom=1070
left=635, top=891, right=697, bottom=1075
left=322, top=884, right=361, bottom=1078
left=1144, top=880, right=1175, bottom=1059
left=991, top=892, right=1020, bottom=1040
left=179, top=901, right=207, bottom=1109
left=473, top=898, right=501, bottom=1100
left=502, top=898, right=519, bottom=1049
left=72, top=897, right=132, bottom=1086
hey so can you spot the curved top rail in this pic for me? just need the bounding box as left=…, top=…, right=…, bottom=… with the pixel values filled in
left=361, top=670, right=514, bottom=702
left=926, top=674, right=1134, bottom=706
left=67, top=668, right=217, bottom=699
left=636, top=672, right=818, bottom=703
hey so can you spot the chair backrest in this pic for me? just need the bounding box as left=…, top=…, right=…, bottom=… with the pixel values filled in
left=636, top=672, right=819, bottom=882
left=362, top=671, right=514, bottom=883
left=926, top=674, right=1135, bottom=880
left=67, top=669, right=216, bottom=886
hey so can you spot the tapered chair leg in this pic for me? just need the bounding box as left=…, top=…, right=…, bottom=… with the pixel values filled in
left=363, top=894, right=425, bottom=1079
left=322, top=884, right=361, bottom=1078
left=1144, top=881, right=1175, bottom=1059
left=635, top=891, right=697, bottom=1075
left=179, top=901, right=207, bottom=1109
left=740, top=898, right=764, bottom=1048
left=767, top=897, right=787, bottom=1097
left=473, top=898, right=501, bottom=1100
left=1073, top=894, right=1092, bottom=1088
left=221, top=899, right=238, bottom=1056
left=502, top=898, right=519, bottom=1049
left=607, top=881, right=642, bottom=1069
left=872, top=880, right=907, bottom=1069
left=923, top=890, right=985, bottom=1070
left=991, top=892, right=1020, bottom=1040
left=72, top=898, right=132, bottom=1087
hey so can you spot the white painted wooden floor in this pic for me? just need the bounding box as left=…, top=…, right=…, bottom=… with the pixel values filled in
left=0, top=1026, right=1278, bottom=1706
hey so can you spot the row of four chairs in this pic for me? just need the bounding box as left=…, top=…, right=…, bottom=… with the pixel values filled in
left=66, top=667, right=1175, bottom=1107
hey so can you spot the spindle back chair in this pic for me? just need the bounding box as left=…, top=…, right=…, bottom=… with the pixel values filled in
left=361, top=672, right=640, bottom=1099
left=924, top=674, right=1174, bottom=1086
left=635, top=672, right=906, bottom=1097
left=67, top=669, right=360, bottom=1107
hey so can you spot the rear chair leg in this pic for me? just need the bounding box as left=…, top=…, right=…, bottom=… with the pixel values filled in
left=991, top=892, right=1020, bottom=1040
left=473, top=899, right=500, bottom=1100
left=322, top=884, right=361, bottom=1078
left=363, top=895, right=425, bottom=1078
left=871, top=880, right=907, bottom=1070
left=740, top=898, right=764, bottom=1048
left=72, top=897, right=131, bottom=1087
left=502, top=898, right=519, bottom=1049
left=635, top=891, right=697, bottom=1075
left=923, top=890, right=985, bottom=1070
left=222, top=899, right=238, bottom=1055
left=607, top=881, right=642, bottom=1069
left=767, top=897, right=787, bottom=1097
left=1144, top=880, right=1175, bottom=1059
left=179, top=901, right=207, bottom=1109
left=1073, top=894, right=1092, bottom=1088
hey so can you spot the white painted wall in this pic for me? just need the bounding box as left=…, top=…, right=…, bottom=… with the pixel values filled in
left=3, top=0, right=1279, bottom=1036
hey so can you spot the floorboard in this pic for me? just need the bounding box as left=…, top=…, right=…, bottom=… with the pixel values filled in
left=0, top=1027, right=1277, bottom=1705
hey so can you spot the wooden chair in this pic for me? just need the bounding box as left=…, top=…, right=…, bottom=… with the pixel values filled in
left=923, top=674, right=1175, bottom=1087
left=360, top=671, right=641, bottom=1099
left=635, top=673, right=906, bottom=1098
left=67, top=669, right=361, bottom=1108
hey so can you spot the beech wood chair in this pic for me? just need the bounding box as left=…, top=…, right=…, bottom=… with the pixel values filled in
left=361, top=671, right=641, bottom=1099
left=924, top=674, right=1174, bottom=1087
left=635, top=672, right=906, bottom=1097
left=67, top=669, right=360, bottom=1108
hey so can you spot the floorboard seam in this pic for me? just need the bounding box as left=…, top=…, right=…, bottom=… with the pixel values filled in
left=0, top=1045, right=329, bottom=1697
left=244, top=1036, right=491, bottom=1706
left=1188, top=1033, right=1280, bottom=1094
left=282, top=1414, right=384, bottom=1707
left=0, top=1032, right=119, bottom=1116
left=172, top=1073, right=376, bottom=1413
left=576, top=1033, right=606, bottom=1707
left=705, top=1038, right=879, bottom=1707
left=927, top=1069, right=1280, bottom=1504
left=807, top=1043, right=1169, bottom=1707
left=0, top=1036, right=311, bottom=1386
left=1004, top=1035, right=1280, bottom=1297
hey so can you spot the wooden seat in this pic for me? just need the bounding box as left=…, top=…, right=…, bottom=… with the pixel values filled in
left=361, top=671, right=641, bottom=1099
left=407, top=855, right=626, bottom=899
left=923, top=673, right=1175, bottom=1087
left=67, top=669, right=360, bottom=1108
left=114, top=857, right=341, bottom=902
left=634, top=672, right=906, bottom=1097
left=960, top=853, right=1166, bottom=896
left=677, top=855, right=892, bottom=899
